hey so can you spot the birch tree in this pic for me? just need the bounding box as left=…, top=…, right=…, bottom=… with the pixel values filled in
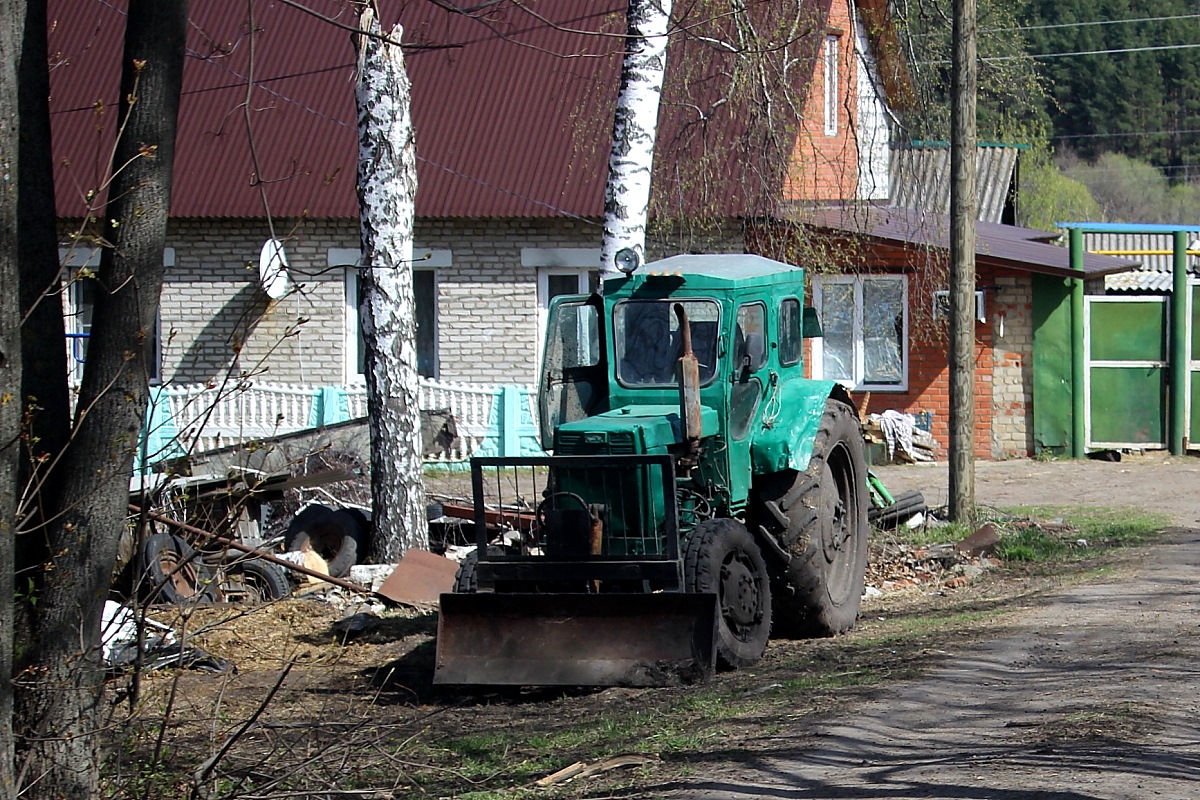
left=600, top=0, right=673, bottom=275
left=354, top=5, right=427, bottom=561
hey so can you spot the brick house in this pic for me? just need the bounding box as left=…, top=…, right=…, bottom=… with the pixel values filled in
left=762, top=206, right=1138, bottom=459
left=50, top=0, right=908, bottom=389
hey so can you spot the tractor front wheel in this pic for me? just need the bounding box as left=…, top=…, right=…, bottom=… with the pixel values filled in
left=684, top=518, right=772, bottom=669
left=753, top=398, right=868, bottom=637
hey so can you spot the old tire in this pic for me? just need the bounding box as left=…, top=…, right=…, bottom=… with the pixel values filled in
left=452, top=547, right=506, bottom=593
left=869, top=489, right=927, bottom=529
left=223, top=558, right=292, bottom=603
left=284, top=506, right=367, bottom=578
left=754, top=399, right=868, bottom=637
left=137, top=532, right=217, bottom=605
left=684, top=518, right=772, bottom=669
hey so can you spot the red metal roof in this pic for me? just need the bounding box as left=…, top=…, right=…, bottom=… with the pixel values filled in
left=50, top=0, right=832, bottom=221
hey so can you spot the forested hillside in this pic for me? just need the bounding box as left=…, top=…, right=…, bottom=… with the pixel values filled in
left=1022, top=0, right=1200, bottom=174
left=891, top=1, right=1200, bottom=224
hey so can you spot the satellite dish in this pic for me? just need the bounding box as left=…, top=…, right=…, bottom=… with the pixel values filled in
left=259, top=239, right=291, bottom=300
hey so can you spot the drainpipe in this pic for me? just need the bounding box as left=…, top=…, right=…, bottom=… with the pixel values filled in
left=1170, top=230, right=1188, bottom=455
left=1069, top=227, right=1086, bottom=458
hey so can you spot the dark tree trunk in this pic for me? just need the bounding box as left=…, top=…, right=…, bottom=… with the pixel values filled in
left=14, top=1, right=188, bottom=795
left=0, top=1, right=24, bottom=794
left=15, top=0, right=70, bottom=666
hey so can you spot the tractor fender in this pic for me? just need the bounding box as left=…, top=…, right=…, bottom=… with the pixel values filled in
left=750, top=379, right=855, bottom=473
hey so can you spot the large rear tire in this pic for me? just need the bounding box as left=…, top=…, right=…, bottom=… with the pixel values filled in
left=684, top=518, right=771, bottom=669
left=753, top=399, right=868, bottom=637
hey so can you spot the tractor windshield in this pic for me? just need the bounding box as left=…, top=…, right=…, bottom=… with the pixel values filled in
left=614, top=300, right=720, bottom=386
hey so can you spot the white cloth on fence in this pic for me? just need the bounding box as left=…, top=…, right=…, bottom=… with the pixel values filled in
left=870, top=410, right=916, bottom=463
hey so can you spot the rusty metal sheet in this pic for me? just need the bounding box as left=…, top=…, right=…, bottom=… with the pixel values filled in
left=433, top=592, right=717, bottom=687
left=439, top=503, right=536, bottom=532
left=377, top=550, right=460, bottom=606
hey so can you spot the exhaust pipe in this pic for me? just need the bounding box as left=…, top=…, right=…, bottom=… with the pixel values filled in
left=674, top=303, right=702, bottom=461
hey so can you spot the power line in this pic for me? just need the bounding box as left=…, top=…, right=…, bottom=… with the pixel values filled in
left=988, top=13, right=1200, bottom=34
left=987, top=41, right=1200, bottom=62
left=1053, top=128, right=1200, bottom=141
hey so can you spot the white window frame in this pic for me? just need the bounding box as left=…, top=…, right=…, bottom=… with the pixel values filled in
left=523, top=248, right=601, bottom=368
left=335, top=247, right=448, bottom=383
left=823, top=34, right=840, bottom=137
left=811, top=274, right=908, bottom=391
left=60, top=245, right=168, bottom=385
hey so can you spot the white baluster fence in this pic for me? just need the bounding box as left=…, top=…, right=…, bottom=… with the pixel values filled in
left=160, top=378, right=519, bottom=464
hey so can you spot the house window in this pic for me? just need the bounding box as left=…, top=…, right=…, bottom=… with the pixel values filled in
left=823, top=34, right=840, bottom=136
left=523, top=248, right=601, bottom=365
left=812, top=274, right=907, bottom=390
left=336, top=247, right=447, bottom=382
left=60, top=246, right=166, bottom=384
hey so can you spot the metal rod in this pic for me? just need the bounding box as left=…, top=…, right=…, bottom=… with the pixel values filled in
left=1069, top=228, right=1086, bottom=458
left=1170, top=230, right=1188, bottom=455
left=129, top=504, right=378, bottom=597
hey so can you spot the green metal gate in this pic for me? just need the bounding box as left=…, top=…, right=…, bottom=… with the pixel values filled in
left=1192, top=282, right=1200, bottom=448
left=1084, top=296, right=1169, bottom=450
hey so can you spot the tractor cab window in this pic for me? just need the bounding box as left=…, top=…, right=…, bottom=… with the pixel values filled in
left=734, top=303, right=767, bottom=374
left=614, top=300, right=720, bottom=387
left=730, top=302, right=767, bottom=440
left=779, top=298, right=801, bottom=366
left=539, top=298, right=604, bottom=449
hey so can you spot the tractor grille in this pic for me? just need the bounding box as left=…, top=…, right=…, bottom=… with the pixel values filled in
left=555, top=430, right=638, bottom=455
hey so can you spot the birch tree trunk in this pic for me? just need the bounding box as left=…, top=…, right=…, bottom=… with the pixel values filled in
left=354, top=7, right=428, bottom=561
left=600, top=0, right=673, bottom=275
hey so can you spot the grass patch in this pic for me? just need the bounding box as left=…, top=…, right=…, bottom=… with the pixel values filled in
left=882, top=505, right=1169, bottom=566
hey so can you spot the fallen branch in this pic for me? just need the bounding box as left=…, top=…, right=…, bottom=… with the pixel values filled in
left=534, top=754, right=658, bottom=787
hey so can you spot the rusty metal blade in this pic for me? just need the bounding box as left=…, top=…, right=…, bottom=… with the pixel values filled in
left=433, top=592, right=718, bottom=687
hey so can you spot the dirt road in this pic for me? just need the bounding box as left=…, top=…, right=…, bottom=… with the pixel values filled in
left=648, top=454, right=1200, bottom=800
left=870, top=452, right=1200, bottom=528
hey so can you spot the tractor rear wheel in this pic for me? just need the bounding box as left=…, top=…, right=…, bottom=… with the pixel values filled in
left=753, top=398, right=868, bottom=637
left=684, top=518, right=771, bottom=669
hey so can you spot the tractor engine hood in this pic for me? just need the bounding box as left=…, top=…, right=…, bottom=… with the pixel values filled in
left=555, top=405, right=719, bottom=454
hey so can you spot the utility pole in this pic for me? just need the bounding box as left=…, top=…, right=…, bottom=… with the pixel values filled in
left=949, top=0, right=977, bottom=522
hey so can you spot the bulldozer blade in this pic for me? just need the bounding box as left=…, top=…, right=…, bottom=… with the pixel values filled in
left=434, top=592, right=718, bottom=687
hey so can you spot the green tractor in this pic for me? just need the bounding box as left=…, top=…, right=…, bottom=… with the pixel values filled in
left=434, top=254, right=868, bottom=686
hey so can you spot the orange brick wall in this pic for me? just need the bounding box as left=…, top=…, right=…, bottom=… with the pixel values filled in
left=751, top=226, right=1037, bottom=460
left=785, top=0, right=861, bottom=202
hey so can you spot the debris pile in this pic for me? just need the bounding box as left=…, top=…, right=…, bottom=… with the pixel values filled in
left=866, top=540, right=1001, bottom=593
left=864, top=410, right=938, bottom=463
left=865, top=521, right=1004, bottom=595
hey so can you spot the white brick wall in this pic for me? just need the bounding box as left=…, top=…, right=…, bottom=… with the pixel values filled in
left=152, top=217, right=747, bottom=386
left=990, top=274, right=1034, bottom=458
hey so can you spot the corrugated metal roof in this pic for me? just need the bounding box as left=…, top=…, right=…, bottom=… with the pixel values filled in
left=801, top=205, right=1140, bottom=278
left=50, top=1, right=628, bottom=219
left=1081, top=232, right=1200, bottom=293
left=889, top=144, right=1021, bottom=224
left=49, top=0, right=852, bottom=221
